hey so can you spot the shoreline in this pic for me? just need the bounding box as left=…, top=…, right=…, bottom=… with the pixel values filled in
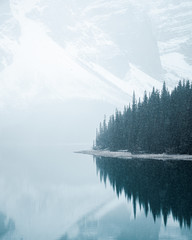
left=75, top=150, right=192, bottom=161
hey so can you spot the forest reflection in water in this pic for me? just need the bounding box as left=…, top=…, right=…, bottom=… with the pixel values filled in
left=95, top=156, right=192, bottom=228
left=0, top=212, right=15, bottom=238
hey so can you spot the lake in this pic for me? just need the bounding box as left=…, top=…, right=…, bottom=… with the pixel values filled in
left=0, top=144, right=191, bottom=240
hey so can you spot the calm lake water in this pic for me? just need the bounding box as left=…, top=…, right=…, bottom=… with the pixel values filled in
left=0, top=144, right=192, bottom=240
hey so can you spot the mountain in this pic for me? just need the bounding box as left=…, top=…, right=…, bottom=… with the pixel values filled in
left=33, top=0, right=192, bottom=83
left=0, top=0, right=191, bottom=108
left=150, top=0, right=192, bottom=84
left=0, top=0, right=191, bottom=144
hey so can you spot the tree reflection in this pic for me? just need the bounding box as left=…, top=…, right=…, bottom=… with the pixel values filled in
left=0, top=211, right=15, bottom=238
left=95, top=157, right=192, bottom=228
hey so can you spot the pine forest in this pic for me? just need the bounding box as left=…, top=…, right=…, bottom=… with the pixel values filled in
left=95, top=80, right=192, bottom=154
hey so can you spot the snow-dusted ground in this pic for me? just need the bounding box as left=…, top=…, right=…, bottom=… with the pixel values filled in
left=76, top=150, right=192, bottom=161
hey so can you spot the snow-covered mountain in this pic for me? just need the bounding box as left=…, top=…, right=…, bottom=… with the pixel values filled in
left=0, top=0, right=191, bottom=144
left=0, top=0, right=191, bottom=108
left=35, top=0, right=192, bottom=83
left=149, top=0, right=192, bottom=84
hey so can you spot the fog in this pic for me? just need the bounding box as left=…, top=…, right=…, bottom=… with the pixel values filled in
left=0, top=100, right=119, bottom=146
left=0, top=0, right=191, bottom=145
left=0, top=0, right=190, bottom=145
left=0, top=0, right=192, bottom=239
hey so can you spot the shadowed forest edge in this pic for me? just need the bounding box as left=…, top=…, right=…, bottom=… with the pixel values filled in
left=95, top=80, right=192, bottom=154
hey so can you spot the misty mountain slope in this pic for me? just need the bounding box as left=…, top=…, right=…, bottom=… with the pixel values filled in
left=0, top=0, right=192, bottom=145
left=160, top=53, right=192, bottom=84
left=124, top=64, right=162, bottom=98
left=81, top=61, right=162, bottom=99
left=1, top=0, right=192, bottom=106
left=151, top=0, right=192, bottom=82
left=35, top=0, right=192, bottom=83
left=0, top=0, right=164, bottom=108
left=37, top=0, right=163, bottom=80
left=0, top=0, right=20, bottom=71
left=0, top=15, right=131, bottom=144
left=0, top=16, right=131, bottom=108
left=154, top=0, right=192, bottom=57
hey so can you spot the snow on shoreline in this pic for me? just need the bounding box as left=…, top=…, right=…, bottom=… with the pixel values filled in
left=75, top=150, right=192, bottom=161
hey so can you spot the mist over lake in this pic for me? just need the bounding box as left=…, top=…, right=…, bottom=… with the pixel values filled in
left=0, top=0, right=192, bottom=239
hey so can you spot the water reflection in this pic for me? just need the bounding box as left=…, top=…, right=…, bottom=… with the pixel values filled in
left=1, top=144, right=192, bottom=239
left=0, top=212, right=15, bottom=239
left=58, top=200, right=161, bottom=240
left=95, top=157, right=192, bottom=228
left=0, top=144, right=116, bottom=240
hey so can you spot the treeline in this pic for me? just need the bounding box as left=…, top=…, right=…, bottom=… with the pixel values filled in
left=95, top=80, right=192, bottom=154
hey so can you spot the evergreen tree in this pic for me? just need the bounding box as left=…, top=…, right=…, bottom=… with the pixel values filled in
left=95, top=81, right=192, bottom=154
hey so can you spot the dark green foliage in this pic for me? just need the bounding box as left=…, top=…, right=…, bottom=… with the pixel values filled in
left=95, top=80, right=192, bottom=154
